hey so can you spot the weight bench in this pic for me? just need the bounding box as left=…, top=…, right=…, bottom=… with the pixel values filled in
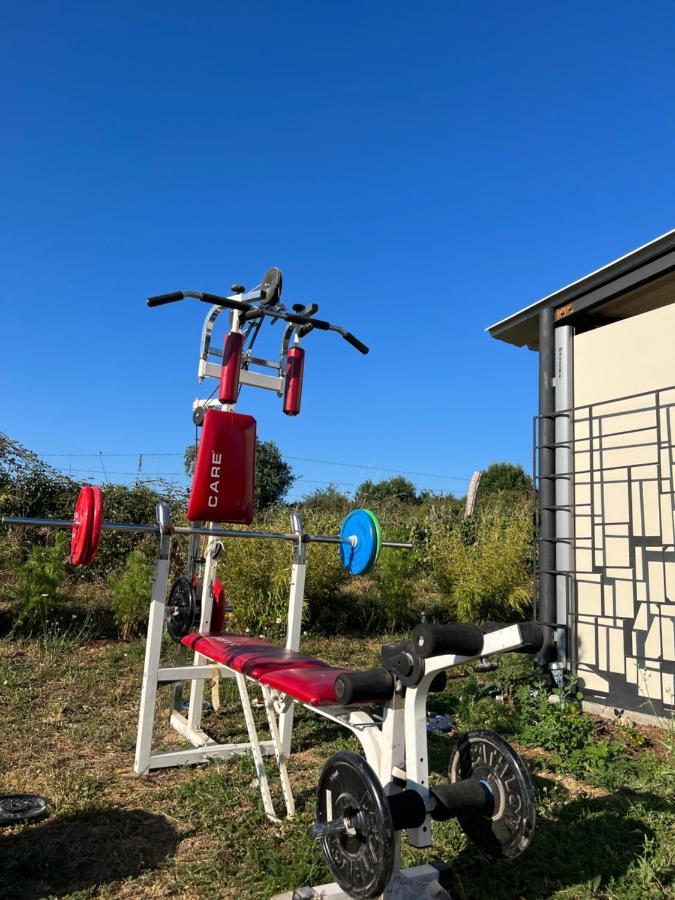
left=131, top=508, right=543, bottom=898
left=178, top=618, right=543, bottom=900
left=177, top=631, right=396, bottom=824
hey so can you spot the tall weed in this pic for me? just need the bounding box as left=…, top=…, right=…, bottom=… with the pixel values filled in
left=111, top=550, right=153, bottom=639
left=10, top=531, right=68, bottom=631
left=430, top=496, right=532, bottom=622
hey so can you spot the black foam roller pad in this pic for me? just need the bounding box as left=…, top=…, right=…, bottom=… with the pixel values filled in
left=517, top=623, right=544, bottom=653
left=481, top=621, right=544, bottom=653
left=387, top=789, right=427, bottom=830
left=411, top=623, right=484, bottom=659
left=333, top=668, right=395, bottom=705
left=430, top=779, right=493, bottom=821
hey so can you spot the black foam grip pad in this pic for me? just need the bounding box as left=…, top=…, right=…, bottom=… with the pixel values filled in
left=333, top=668, right=395, bottom=705
left=146, top=291, right=184, bottom=307
left=517, top=623, right=544, bottom=653
left=344, top=332, right=369, bottom=354
left=411, top=623, right=484, bottom=659
left=388, top=790, right=427, bottom=831
left=430, top=779, right=492, bottom=821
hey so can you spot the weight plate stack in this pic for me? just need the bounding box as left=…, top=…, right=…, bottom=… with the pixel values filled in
left=448, top=728, right=536, bottom=859
left=339, top=510, right=380, bottom=575
left=165, top=576, right=200, bottom=643
left=315, top=751, right=395, bottom=899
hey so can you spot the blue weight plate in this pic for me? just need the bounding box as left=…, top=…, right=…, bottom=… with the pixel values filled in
left=339, top=509, right=379, bottom=575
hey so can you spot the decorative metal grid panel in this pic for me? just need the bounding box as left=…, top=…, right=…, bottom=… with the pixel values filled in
left=534, top=385, right=675, bottom=719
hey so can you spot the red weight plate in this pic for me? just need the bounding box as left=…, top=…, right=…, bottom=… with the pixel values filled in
left=82, top=486, right=104, bottom=566
left=71, top=486, right=94, bottom=566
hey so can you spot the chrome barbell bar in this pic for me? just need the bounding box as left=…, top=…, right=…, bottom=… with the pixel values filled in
left=0, top=515, right=413, bottom=549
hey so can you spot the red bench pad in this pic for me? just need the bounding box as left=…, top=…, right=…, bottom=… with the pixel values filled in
left=181, top=633, right=329, bottom=680
left=180, top=633, right=369, bottom=706
left=259, top=666, right=352, bottom=706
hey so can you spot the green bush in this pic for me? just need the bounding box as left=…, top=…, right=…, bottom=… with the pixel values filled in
left=429, top=496, right=532, bottom=622
left=372, top=537, right=421, bottom=631
left=10, top=532, right=69, bottom=631
left=111, top=551, right=153, bottom=639
left=223, top=507, right=351, bottom=635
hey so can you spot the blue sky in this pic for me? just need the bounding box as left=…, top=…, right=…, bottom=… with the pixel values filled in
left=2, top=2, right=674, bottom=500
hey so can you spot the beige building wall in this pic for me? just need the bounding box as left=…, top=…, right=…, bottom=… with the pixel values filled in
left=573, top=302, right=675, bottom=716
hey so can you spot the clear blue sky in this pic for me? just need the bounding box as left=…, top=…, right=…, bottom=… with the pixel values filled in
left=2, top=2, right=674, bottom=500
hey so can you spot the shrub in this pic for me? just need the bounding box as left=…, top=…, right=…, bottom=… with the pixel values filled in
left=429, top=496, right=532, bottom=622
left=223, top=507, right=353, bottom=635
left=372, top=538, right=420, bottom=631
left=111, top=551, right=153, bottom=639
left=10, top=531, right=69, bottom=631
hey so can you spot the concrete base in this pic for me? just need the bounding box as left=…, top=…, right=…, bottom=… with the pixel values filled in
left=582, top=699, right=672, bottom=728
left=271, top=863, right=451, bottom=900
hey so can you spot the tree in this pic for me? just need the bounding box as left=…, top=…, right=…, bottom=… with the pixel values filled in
left=184, top=437, right=295, bottom=512
left=354, top=476, right=418, bottom=507
left=183, top=444, right=197, bottom=477
left=300, top=483, right=350, bottom=512
left=477, top=462, right=532, bottom=499
left=255, top=439, right=295, bottom=510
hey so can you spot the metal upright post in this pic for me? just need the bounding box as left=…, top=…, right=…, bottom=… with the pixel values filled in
left=554, top=325, right=574, bottom=669
left=134, top=503, right=173, bottom=774
left=279, top=511, right=307, bottom=757
left=538, top=307, right=557, bottom=667
left=186, top=527, right=219, bottom=735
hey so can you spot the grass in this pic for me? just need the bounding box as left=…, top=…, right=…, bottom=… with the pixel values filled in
left=0, top=632, right=672, bottom=899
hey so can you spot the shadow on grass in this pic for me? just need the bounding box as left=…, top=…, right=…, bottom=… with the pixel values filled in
left=445, top=785, right=671, bottom=899
left=0, top=807, right=179, bottom=899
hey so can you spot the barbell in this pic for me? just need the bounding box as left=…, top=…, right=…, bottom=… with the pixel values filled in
left=312, top=730, right=537, bottom=899
left=0, top=486, right=412, bottom=573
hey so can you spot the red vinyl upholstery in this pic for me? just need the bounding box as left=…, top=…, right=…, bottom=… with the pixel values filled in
left=181, top=633, right=360, bottom=706
left=259, top=665, right=352, bottom=706
left=181, top=633, right=328, bottom=680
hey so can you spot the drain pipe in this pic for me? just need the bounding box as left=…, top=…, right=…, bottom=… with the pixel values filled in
left=538, top=306, right=557, bottom=667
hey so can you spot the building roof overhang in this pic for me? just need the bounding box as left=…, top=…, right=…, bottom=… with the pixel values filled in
left=487, top=229, right=675, bottom=351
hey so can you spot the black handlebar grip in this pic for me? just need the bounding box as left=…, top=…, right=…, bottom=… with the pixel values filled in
left=343, top=332, right=369, bottom=354
left=146, top=292, right=185, bottom=307
left=333, top=668, right=395, bottom=705
left=411, top=623, right=484, bottom=659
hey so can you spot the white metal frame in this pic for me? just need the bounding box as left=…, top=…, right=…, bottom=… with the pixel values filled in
left=133, top=510, right=307, bottom=777
left=131, top=300, right=536, bottom=898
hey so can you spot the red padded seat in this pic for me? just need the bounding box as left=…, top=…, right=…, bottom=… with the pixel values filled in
left=259, top=666, right=351, bottom=706
left=181, top=633, right=329, bottom=680
left=181, top=632, right=379, bottom=706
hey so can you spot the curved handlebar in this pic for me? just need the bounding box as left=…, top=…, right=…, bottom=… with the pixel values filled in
left=146, top=290, right=369, bottom=354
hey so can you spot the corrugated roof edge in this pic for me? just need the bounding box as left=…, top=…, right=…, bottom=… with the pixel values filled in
left=487, top=228, right=675, bottom=348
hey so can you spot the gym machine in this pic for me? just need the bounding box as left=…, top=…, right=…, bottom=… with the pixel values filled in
left=1, top=268, right=541, bottom=898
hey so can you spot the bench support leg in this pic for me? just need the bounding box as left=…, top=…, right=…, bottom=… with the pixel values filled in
left=262, top=685, right=295, bottom=818
left=236, top=672, right=280, bottom=822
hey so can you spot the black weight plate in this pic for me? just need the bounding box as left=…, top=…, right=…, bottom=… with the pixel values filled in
left=165, top=576, right=199, bottom=643
left=260, top=267, right=283, bottom=306
left=0, top=793, right=50, bottom=826
left=316, top=751, right=395, bottom=899
left=448, top=728, right=536, bottom=859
